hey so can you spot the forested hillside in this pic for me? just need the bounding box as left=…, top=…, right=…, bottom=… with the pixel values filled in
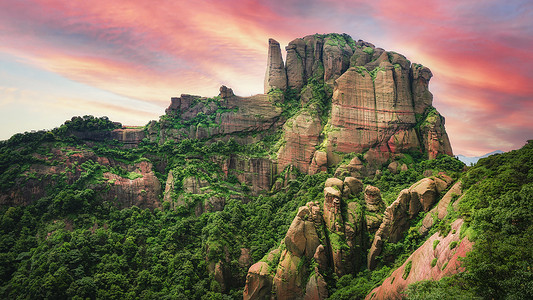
left=0, top=33, right=531, bottom=299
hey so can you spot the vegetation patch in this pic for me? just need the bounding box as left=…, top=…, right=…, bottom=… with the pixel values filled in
left=402, top=261, right=412, bottom=280
left=431, top=258, right=438, bottom=268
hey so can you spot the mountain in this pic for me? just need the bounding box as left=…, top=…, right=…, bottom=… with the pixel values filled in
left=1, top=34, right=530, bottom=300
left=456, top=150, right=504, bottom=166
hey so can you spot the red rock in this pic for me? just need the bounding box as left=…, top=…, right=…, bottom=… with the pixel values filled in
left=409, top=178, right=438, bottom=214
left=313, top=245, right=328, bottom=272
left=265, top=38, right=287, bottom=93
left=277, top=110, right=323, bottom=174
left=411, top=64, right=434, bottom=115
left=308, top=151, right=328, bottom=175
left=243, top=262, right=273, bottom=300
left=286, top=39, right=306, bottom=91
left=304, top=273, right=328, bottom=300
left=366, top=219, right=473, bottom=300
left=323, top=35, right=353, bottom=83
left=272, top=250, right=305, bottom=300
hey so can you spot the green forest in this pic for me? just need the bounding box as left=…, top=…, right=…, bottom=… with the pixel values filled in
left=1, top=113, right=532, bottom=299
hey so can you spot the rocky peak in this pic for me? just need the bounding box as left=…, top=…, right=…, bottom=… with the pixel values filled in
left=264, top=38, right=287, bottom=93
left=267, top=33, right=453, bottom=176
left=219, top=85, right=234, bottom=98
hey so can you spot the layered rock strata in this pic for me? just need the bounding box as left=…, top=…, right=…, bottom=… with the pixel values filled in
left=266, top=34, right=453, bottom=175
left=151, top=86, right=283, bottom=145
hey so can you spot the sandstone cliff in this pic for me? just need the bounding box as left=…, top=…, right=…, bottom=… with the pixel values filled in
left=268, top=34, right=453, bottom=175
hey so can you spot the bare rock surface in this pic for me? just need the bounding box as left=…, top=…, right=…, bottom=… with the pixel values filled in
left=366, top=219, right=473, bottom=300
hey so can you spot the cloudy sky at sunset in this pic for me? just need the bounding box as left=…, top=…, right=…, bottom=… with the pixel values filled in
left=0, top=0, right=531, bottom=156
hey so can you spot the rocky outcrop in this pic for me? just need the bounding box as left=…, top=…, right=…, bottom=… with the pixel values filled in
left=103, top=160, right=162, bottom=209
left=304, top=273, right=328, bottom=300
left=215, top=154, right=274, bottom=195
left=419, top=110, right=454, bottom=159
left=327, top=62, right=419, bottom=156
left=265, top=39, right=287, bottom=93
left=411, top=64, right=434, bottom=115
left=419, top=181, right=462, bottom=235
left=266, top=34, right=453, bottom=176
left=244, top=201, right=332, bottom=300
left=71, top=128, right=146, bottom=147
left=285, top=38, right=306, bottom=91
left=243, top=176, right=372, bottom=299
left=366, top=219, right=473, bottom=300
left=368, top=176, right=453, bottom=269
left=364, top=185, right=385, bottom=233
left=0, top=147, right=161, bottom=209
left=277, top=109, right=323, bottom=173
left=152, top=86, right=283, bottom=145
left=243, top=262, right=273, bottom=300
left=168, top=175, right=226, bottom=216
left=308, top=151, right=328, bottom=174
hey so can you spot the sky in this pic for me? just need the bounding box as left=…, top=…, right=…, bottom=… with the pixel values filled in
left=0, top=0, right=531, bottom=156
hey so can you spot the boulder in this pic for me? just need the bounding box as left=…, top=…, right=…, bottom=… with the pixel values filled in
left=388, top=161, right=400, bottom=174
left=409, top=178, right=438, bottom=213
left=364, top=185, right=384, bottom=212
left=343, top=176, right=363, bottom=196
left=243, top=262, right=273, bottom=300
left=304, top=273, right=328, bottom=300
left=324, top=177, right=344, bottom=191
left=309, top=151, right=328, bottom=174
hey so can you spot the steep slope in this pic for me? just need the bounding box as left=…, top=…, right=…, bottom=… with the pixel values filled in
left=366, top=219, right=473, bottom=300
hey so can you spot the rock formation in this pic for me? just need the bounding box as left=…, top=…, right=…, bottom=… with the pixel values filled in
left=0, top=147, right=161, bottom=209
left=264, top=34, right=452, bottom=175
left=364, top=185, right=386, bottom=233
left=366, top=219, right=473, bottom=300
left=243, top=177, right=369, bottom=299
left=150, top=86, right=283, bottom=145
left=367, top=176, right=453, bottom=270
left=265, top=39, right=287, bottom=93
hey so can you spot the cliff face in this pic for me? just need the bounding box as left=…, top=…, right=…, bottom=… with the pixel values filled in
left=0, top=147, right=161, bottom=209
left=267, top=34, right=452, bottom=175
left=150, top=86, right=283, bottom=145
